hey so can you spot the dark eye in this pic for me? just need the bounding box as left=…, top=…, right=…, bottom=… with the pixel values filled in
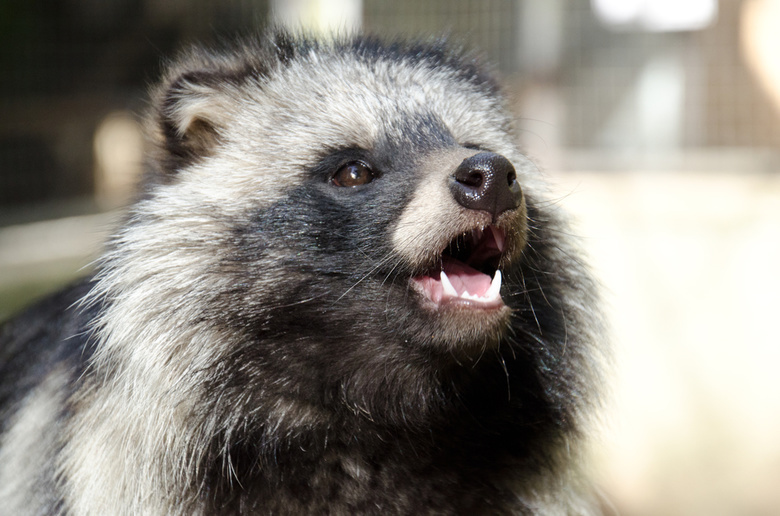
left=331, top=161, right=375, bottom=187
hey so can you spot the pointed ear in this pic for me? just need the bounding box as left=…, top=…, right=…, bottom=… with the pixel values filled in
left=152, top=69, right=234, bottom=172
left=147, top=36, right=285, bottom=176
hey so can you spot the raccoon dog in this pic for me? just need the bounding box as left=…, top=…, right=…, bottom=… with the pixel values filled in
left=0, top=31, right=605, bottom=515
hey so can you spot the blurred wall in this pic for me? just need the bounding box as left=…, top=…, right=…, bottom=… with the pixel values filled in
left=2, top=0, right=779, bottom=219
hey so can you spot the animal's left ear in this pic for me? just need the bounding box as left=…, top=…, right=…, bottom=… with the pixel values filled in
left=151, top=66, right=239, bottom=173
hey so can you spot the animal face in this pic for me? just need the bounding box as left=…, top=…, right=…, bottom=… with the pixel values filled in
left=141, top=40, right=537, bottom=359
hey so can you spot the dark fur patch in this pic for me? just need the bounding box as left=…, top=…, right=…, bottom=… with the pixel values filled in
left=345, top=35, right=501, bottom=96
left=0, top=280, right=97, bottom=430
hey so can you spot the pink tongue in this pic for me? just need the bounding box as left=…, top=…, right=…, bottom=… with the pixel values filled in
left=442, top=257, right=491, bottom=297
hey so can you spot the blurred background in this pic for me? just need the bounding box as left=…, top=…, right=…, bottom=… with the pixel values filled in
left=1, top=0, right=779, bottom=514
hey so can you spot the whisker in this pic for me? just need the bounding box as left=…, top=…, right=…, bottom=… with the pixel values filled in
left=334, top=249, right=399, bottom=303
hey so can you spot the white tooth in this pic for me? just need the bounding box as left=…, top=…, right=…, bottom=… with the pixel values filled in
left=484, top=270, right=502, bottom=300
left=440, top=271, right=459, bottom=298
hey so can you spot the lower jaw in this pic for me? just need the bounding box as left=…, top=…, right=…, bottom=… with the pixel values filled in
left=413, top=298, right=513, bottom=354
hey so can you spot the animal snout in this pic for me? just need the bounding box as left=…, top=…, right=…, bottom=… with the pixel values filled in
left=449, top=152, right=523, bottom=219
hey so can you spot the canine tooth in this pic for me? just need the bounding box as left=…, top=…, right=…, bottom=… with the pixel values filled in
left=440, top=271, right=459, bottom=298
left=490, top=226, right=505, bottom=252
left=484, top=270, right=502, bottom=300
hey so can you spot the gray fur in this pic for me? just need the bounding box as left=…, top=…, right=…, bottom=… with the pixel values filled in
left=0, top=31, right=606, bottom=515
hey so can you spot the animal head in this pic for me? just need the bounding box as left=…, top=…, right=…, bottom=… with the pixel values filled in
left=86, top=31, right=599, bottom=435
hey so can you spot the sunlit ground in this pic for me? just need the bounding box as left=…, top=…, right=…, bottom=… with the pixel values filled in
left=552, top=169, right=780, bottom=516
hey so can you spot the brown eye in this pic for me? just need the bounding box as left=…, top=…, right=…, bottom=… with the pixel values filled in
left=331, top=162, right=374, bottom=187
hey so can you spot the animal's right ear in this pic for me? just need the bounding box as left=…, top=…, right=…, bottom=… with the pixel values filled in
left=151, top=68, right=238, bottom=172
left=149, top=35, right=287, bottom=175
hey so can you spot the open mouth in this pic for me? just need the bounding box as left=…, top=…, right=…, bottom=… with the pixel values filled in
left=412, top=226, right=506, bottom=309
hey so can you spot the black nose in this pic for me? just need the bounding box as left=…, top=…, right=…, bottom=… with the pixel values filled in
left=449, top=152, right=522, bottom=219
